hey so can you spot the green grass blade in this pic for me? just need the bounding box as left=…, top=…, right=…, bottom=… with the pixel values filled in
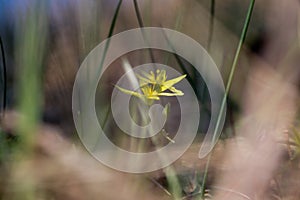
left=90, top=1, right=123, bottom=151
left=0, top=36, right=7, bottom=120
left=99, top=0, right=122, bottom=73
left=15, top=2, right=48, bottom=155
left=200, top=0, right=256, bottom=197
left=12, top=2, right=48, bottom=199
left=207, top=0, right=215, bottom=51
left=133, top=0, right=145, bottom=28
left=132, top=0, right=156, bottom=63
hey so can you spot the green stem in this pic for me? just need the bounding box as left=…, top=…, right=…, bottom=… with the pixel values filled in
left=207, top=0, right=215, bottom=51
left=13, top=2, right=48, bottom=199
left=132, top=0, right=156, bottom=63
left=91, top=0, right=122, bottom=151
left=133, top=0, right=144, bottom=28
left=201, top=0, right=255, bottom=197
left=99, top=0, right=122, bottom=73
left=0, top=36, right=7, bottom=120
left=88, top=0, right=122, bottom=103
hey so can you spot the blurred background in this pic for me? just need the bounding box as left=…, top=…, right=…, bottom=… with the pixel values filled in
left=0, top=0, right=299, bottom=199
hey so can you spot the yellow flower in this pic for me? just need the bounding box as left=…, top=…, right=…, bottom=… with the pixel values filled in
left=116, top=69, right=186, bottom=104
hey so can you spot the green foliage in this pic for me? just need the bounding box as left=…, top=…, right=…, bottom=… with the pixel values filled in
left=288, top=127, right=300, bottom=160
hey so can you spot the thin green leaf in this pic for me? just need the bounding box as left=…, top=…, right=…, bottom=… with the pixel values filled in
left=201, top=0, right=256, bottom=197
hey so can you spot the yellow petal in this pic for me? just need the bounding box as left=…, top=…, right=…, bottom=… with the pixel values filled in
left=168, top=87, right=184, bottom=95
left=147, top=95, right=160, bottom=100
left=141, top=85, right=152, bottom=95
left=157, top=92, right=184, bottom=96
left=115, top=85, right=144, bottom=99
left=140, top=71, right=156, bottom=82
left=156, top=70, right=167, bottom=84
left=161, top=74, right=187, bottom=91
left=136, top=74, right=154, bottom=85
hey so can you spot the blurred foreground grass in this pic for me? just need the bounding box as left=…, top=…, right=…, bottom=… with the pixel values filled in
left=0, top=0, right=299, bottom=200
